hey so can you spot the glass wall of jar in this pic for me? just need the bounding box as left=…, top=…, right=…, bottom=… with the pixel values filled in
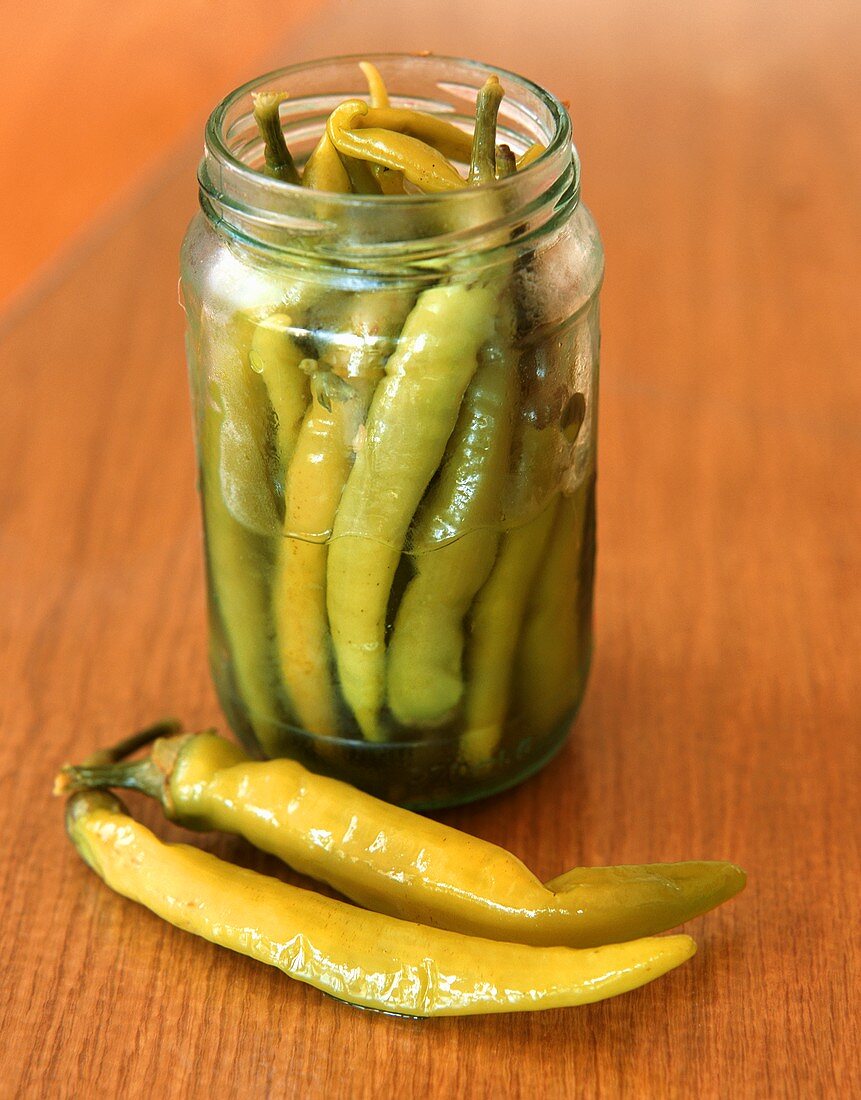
left=180, top=54, right=603, bottom=807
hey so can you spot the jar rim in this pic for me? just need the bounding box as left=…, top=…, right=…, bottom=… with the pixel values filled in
left=199, top=53, right=580, bottom=265
left=205, top=52, right=576, bottom=203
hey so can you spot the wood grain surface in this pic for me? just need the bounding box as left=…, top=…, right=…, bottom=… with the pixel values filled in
left=2, top=2, right=859, bottom=1096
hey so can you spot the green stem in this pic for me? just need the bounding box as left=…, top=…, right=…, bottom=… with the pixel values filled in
left=54, top=726, right=192, bottom=807
left=252, top=92, right=300, bottom=184
left=80, top=718, right=182, bottom=767
left=468, top=76, right=504, bottom=185
left=58, top=758, right=166, bottom=801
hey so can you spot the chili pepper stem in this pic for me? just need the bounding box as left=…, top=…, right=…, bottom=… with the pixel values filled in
left=469, top=76, right=504, bottom=185
left=54, top=729, right=196, bottom=812
left=55, top=758, right=165, bottom=801
left=53, top=718, right=183, bottom=795
left=252, top=92, right=301, bottom=184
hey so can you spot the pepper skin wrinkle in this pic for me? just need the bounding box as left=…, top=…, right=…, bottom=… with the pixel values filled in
left=60, top=732, right=747, bottom=948
left=66, top=791, right=696, bottom=1017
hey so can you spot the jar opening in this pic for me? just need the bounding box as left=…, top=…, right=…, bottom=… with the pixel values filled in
left=199, top=53, right=580, bottom=269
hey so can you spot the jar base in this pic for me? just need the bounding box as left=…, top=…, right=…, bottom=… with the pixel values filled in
left=217, top=683, right=585, bottom=809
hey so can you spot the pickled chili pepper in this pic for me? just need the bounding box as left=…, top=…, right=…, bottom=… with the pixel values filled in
left=274, top=370, right=362, bottom=736
left=326, top=279, right=496, bottom=739
left=327, top=100, right=465, bottom=192
left=355, top=62, right=476, bottom=165
left=325, top=77, right=511, bottom=740
left=302, top=129, right=350, bottom=192
left=254, top=140, right=354, bottom=740
left=64, top=788, right=696, bottom=1017
left=516, top=141, right=546, bottom=169
left=200, top=95, right=327, bottom=750
left=354, top=106, right=474, bottom=163
left=197, top=314, right=289, bottom=749
left=516, top=478, right=593, bottom=735
left=461, top=499, right=558, bottom=764
left=358, top=62, right=406, bottom=193
left=275, top=285, right=415, bottom=738
left=57, top=729, right=747, bottom=949
left=386, top=332, right=517, bottom=726
left=386, top=82, right=517, bottom=727
left=359, top=60, right=390, bottom=108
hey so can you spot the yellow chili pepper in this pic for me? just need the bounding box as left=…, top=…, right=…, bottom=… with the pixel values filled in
left=516, top=141, right=546, bottom=169
left=58, top=729, right=747, bottom=948
left=358, top=61, right=407, bottom=193
left=197, top=314, right=288, bottom=750
left=65, top=789, right=696, bottom=1016
left=273, top=371, right=362, bottom=737
left=302, top=131, right=350, bottom=193
left=327, top=100, right=464, bottom=192
left=460, top=499, right=558, bottom=765
left=359, top=61, right=390, bottom=109
left=515, top=476, right=594, bottom=736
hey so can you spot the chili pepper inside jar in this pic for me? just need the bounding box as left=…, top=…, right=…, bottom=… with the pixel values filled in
left=180, top=54, right=603, bottom=808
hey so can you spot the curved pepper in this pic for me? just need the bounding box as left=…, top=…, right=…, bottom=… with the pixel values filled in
left=327, top=100, right=464, bottom=192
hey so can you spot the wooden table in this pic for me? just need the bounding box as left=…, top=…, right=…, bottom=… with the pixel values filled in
left=2, top=2, right=859, bottom=1096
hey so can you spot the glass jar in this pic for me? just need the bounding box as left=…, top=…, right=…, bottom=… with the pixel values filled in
left=180, top=54, right=602, bottom=808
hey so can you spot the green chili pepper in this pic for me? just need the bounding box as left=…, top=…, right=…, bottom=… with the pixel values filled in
left=387, top=312, right=518, bottom=727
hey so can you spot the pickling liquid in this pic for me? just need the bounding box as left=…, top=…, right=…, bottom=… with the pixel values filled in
left=203, top=475, right=595, bottom=808
left=190, top=285, right=599, bottom=807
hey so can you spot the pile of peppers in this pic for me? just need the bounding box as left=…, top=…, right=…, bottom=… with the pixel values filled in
left=57, top=721, right=745, bottom=1017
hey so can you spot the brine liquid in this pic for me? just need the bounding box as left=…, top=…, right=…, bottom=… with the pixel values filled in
left=204, top=475, right=595, bottom=808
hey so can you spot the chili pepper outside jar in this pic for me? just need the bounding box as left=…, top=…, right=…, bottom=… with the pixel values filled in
left=180, top=54, right=603, bottom=808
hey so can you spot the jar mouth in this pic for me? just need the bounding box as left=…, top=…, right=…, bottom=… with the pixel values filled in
left=200, top=53, right=580, bottom=266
